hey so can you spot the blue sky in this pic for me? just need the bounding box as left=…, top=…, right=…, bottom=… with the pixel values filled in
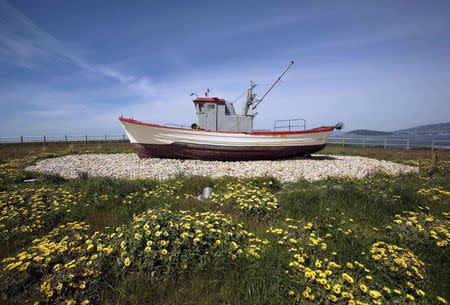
left=1, top=0, right=449, bottom=136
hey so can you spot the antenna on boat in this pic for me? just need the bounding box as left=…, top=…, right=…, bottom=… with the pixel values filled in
left=190, top=93, right=198, bottom=98
left=251, top=60, right=294, bottom=112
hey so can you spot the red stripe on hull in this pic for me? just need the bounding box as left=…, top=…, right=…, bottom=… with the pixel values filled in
left=132, top=143, right=326, bottom=161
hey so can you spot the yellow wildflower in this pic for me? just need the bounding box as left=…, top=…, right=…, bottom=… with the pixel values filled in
left=369, top=290, right=382, bottom=299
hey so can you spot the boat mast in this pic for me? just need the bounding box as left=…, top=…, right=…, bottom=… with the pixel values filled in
left=242, top=80, right=256, bottom=116
left=251, top=60, right=294, bottom=113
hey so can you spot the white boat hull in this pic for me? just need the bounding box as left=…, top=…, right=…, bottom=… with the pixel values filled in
left=119, top=117, right=334, bottom=160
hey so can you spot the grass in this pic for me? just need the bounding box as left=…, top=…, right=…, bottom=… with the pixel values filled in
left=0, top=142, right=449, bottom=304
left=321, top=144, right=450, bottom=161
left=0, top=142, right=132, bottom=160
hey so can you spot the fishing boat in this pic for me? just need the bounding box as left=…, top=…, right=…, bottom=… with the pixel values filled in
left=119, top=61, right=342, bottom=161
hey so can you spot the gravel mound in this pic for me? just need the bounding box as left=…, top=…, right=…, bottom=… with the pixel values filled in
left=25, top=153, right=418, bottom=182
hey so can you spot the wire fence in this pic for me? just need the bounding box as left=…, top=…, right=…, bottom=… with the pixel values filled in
left=0, top=135, right=449, bottom=150
left=327, top=137, right=450, bottom=150
left=0, top=134, right=128, bottom=144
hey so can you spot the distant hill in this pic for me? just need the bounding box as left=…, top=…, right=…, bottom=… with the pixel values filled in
left=345, top=122, right=450, bottom=136
left=395, top=122, right=450, bottom=136
left=344, top=129, right=392, bottom=136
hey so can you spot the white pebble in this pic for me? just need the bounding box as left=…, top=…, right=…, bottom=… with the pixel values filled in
left=25, top=154, right=418, bottom=182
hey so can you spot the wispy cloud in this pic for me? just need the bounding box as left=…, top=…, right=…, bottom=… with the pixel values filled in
left=0, top=0, right=154, bottom=95
left=0, top=33, right=42, bottom=58
left=288, top=18, right=449, bottom=55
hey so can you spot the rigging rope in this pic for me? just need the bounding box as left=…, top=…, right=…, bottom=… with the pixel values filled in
left=231, top=87, right=253, bottom=104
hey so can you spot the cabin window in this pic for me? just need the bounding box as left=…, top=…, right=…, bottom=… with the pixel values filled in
left=197, top=103, right=205, bottom=114
left=206, top=104, right=215, bottom=110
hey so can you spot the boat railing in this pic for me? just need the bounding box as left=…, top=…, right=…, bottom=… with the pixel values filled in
left=273, top=119, right=306, bottom=131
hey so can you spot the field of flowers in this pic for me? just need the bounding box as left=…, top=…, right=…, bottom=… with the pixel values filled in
left=0, top=143, right=449, bottom=305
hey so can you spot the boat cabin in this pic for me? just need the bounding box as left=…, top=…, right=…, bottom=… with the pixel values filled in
left=193, top=97, right=253, bottom=132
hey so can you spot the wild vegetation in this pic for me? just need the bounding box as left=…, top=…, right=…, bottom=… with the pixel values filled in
left=0, top=142, right=449, bottom=305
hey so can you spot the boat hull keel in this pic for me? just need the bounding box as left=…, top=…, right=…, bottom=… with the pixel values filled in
left=132, top=142, right=326, bottom=161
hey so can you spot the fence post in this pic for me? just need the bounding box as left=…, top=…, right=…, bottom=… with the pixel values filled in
left=123, top=134, right=126, bottom=142
left=384, top=138, right=387, bottom=150
left=20, top=136, right=23, bottom=144
left=65, top=135, right=68, bottom=144
left=363, top=137, right=365, bottom=148
left=104, top=134, right=107, bottom=143
left=43, top=135, right=46, bottom=145
left=85, top=135, right=88, bottom=143
left=406, top=139, right=410, bottom=150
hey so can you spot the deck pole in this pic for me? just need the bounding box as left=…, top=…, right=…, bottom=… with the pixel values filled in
left=363, top=137, right=365, bottom=148
left=20, top=136, right=23, bottom=144
left=65, top=135, right=68, bottom=144
left=104, top=134, right=107, bottom=143
left=123, top=134, right=126, bottom=142
left=431, top=140, right=434, bottom=151
left=342, top=138, right=345, bottom=147
left=384, top=139, right=387, bottom=150
left=85, top=135, right=88, bottom=143
left=43, top=135, right=46, bottom=145
left=406, top=139, right=410, bottom=150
